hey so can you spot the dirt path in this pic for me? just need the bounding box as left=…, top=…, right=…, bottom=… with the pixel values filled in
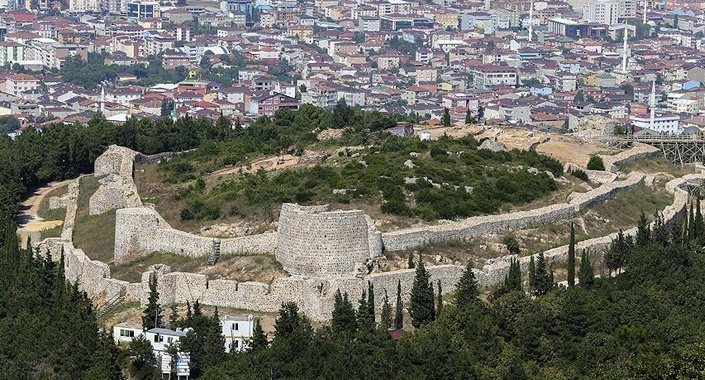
left=16, top=179, right=72, bottom=248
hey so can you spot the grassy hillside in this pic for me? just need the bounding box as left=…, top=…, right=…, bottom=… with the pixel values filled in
left=137, top=135, right=565, bottom=233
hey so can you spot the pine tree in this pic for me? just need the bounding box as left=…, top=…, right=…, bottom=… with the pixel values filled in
left=636, top=211, right=651, bottom=247
left=142, top=273, right=162, bottom=330
left=409, top=257, right=435, bottom=328
left=250, top=319, right=268, bottom=350
left=331, top=289, right=357, bottom=335
left=465, top=109, right=476, bottom=124
left=193, top=299, right=203, bottom=317
left=578, top=249, right=594, bottom=288
left=436, top=280, right=443, bottom=317
left=380, top=289, right=392, bottom=331
left=567, top=222, right=576, bottom=287
left=528, top=256, right=536, bottom=295
left=394, top=280, right=403, bottom=330
left=455, top=259, right=479, bottom=308
left=442, top=107, right=451, bottom=127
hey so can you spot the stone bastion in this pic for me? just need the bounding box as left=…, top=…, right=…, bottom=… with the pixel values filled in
left=33, top=145, right=704, bottom=321
left=275, top=203, right=383, bottom=277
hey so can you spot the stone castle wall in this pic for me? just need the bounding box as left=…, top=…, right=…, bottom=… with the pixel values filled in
left=601, top=144, right=661, bottom=172
left=275, top=203, right=382, bottom=277
left=382, top=171, right=646, bottom=252
left=90, top=145, right=142, bottom=215
left=114, top=207, right=277, bottom=264
left=34, top=144, right=702, bottom=322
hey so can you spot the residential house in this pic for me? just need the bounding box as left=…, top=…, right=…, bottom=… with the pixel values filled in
left=113, top=322, right=144, bottom=345
left=246, top=92, right=299, bottom=116
left=221, top=315, right=255, bottom=353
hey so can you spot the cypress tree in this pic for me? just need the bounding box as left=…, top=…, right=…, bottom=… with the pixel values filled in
left=578, top=249, right=594, bottom=288
left=671, top=217, right=684, bottom=246
left=168, top=303, right=179, bottom=329
left=367, top=281, right=375, bottom=324
left=528, top=256, right=536, bottom=296
left=407, top=252, right=415, bottom=269
left=250, top=319, right=268, bottom=350
left=436, top=280, right=443, bottom=317
left=535, top=252, right=550, bottom=296
left=442, top=107, right=451, bottom=127
left=567, top=222, right=576, bottom=287
left=409, top=257, right=435, bottom=328
left=696, top=197, right=704, bottom=242
left=357, top=289, right=373, bottom=331
left=395, top=280, right=403, bottom=330
left=142, top=273, right=162, bottom=330
left=380, top=289, right=392, bottom=331
left=455, top=259, right=479, bottom=307
left=636, top=211, right=651, bottom=247
left=689, top=203, right=696, bottom=242
left=332, top=289, right=357, bottom=335
left=508, top=259, right=521, bottom=291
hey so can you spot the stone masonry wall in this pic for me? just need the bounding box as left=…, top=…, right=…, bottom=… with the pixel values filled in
left=601, top=144, right=661, bottom=173
left=35, top=144, right=702, bottom=322
left=90, top=145, right=142, bottom=215
left=114, top=207, right=277, bottom=264
left=275, top=203, right=379, bottom=277
left=382, top=172, right=646, bottom=252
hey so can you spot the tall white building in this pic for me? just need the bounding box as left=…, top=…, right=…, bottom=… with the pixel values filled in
left=582, top=0, right=619, bottom=25
left=618, top=0, right=636, bottom=19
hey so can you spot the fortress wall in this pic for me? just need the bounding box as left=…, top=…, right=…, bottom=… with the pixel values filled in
left=568, top=172, right=645, bottom=211
left=602, top=144, right=662, bottom=173
left=49, top=193, right=70, bottom=210
left=115, top=207, right=278, bottom=261
left=114, top=207, right=165, bottom=263
left=90, top=145, right=142, bottom=215
left=382, top=172, right=646, bottom=252
left=565, top=163, right=618, bottom=184
left=135, top=152, right=176, bottom=165
left=61, top=179, right=80, bottom=240
left=276, top=204, right=372, bottom=276
left=219, top=233, right=277, bottom=255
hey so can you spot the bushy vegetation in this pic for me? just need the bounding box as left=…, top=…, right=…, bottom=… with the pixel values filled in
left=586, top=155, right=606, bottom=171
left=198, top=135, right=562, bottom=221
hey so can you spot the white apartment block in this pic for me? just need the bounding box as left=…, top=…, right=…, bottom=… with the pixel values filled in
left=70, top=0, right=100, bottom=12
left=582, top=1, right=619, bottom=25
left=377, top=0, right=410, bottom=15
left=630, top=114, right=681, bottom=134
left=618, top=0, right=636, bottom=19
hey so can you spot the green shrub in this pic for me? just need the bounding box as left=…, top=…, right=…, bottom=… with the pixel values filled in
left=587, top=155, right=606, bottom=171
left=571, top=168, right=589, bottom=181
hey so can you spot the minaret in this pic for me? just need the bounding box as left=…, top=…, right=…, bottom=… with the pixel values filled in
left=100, top=85, right=105, bottom=114
left=528, top=0, right=534, bottom=42
left=643, top=0, right=647, bottom=24
left=621, top=21, right=629, bottom=74
left=649, top=80, right=656, bottom=130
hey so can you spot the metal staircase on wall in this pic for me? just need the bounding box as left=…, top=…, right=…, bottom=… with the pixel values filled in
left=97, top=293, right=125, bottom=319
left=207, top=239, right=221, bottom=266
